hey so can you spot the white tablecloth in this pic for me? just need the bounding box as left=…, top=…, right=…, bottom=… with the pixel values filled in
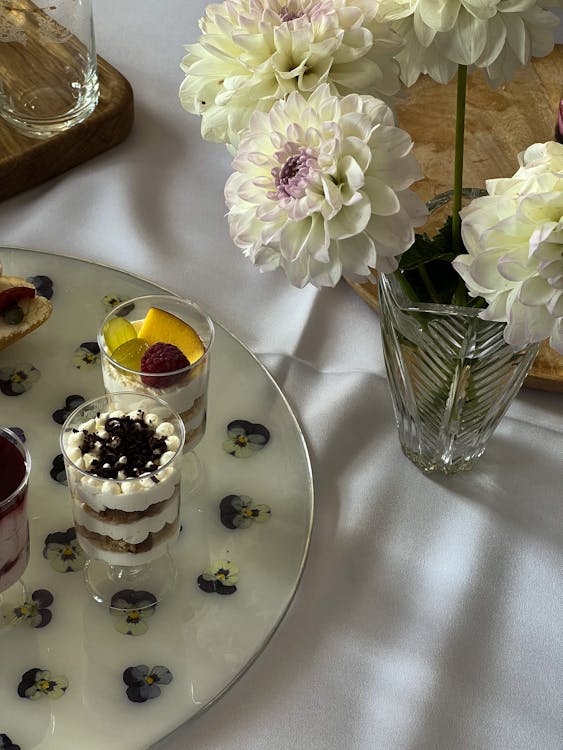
left=1, top=4, right=562, bottom=749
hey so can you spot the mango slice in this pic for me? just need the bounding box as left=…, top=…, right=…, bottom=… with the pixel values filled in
left=137, top=307, right=204, bottom=363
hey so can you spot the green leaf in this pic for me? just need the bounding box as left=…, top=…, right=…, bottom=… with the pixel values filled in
left=394, top=216, right=488, bottom=307
left=399, top=217, right=458, bottom=272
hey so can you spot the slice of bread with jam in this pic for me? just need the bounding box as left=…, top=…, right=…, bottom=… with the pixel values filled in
left=0, top=274, right=52, bottom=351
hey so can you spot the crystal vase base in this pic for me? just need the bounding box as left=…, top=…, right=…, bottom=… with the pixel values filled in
left=378, top=272, right=539, bottom=475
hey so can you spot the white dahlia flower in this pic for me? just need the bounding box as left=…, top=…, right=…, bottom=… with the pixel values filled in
left=453, top=141, right=563, bottom=353
left=180, top=0, right=404, bottom=148
left=375, top=0, right=560, bottom=88
left=224, top=84, right=427, bottom=288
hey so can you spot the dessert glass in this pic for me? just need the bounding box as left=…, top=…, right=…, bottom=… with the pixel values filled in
left=98, top=295, right=214, bottom=454
left=60, top=392, right=185, bottom=607
left=0, top=426, right=31, bottom=626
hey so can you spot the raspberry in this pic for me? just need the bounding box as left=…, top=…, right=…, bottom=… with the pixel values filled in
left=140, top=342, right=189, bottom=387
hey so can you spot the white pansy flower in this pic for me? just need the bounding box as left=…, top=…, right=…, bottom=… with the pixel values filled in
left=376, top=0, right=560, bottom=87
left=224, top=84, right=427, bottom=288
left=180, top=0, right=404, bottom=148
left=453, top=141, right=563, bottom=353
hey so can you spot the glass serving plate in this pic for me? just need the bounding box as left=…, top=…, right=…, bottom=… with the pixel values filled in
left=0, top=248, right=313, bottom=750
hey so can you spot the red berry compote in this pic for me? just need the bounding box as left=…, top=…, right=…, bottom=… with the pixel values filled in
left=0, top=429, right=30, bottom=593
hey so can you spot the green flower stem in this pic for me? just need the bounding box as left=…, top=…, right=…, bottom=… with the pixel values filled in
left=452, top=64, right=468, bottom=256
left=394, top=268, right=419, bottom=302
left=418, top=265, right=441, bottom=304
left=452, top=278, right=469, bottom=307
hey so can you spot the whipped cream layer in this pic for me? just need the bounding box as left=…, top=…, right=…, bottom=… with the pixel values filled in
left=101, top=355, right=208, bottom=416
left=68, top=464, right=180, bottom=513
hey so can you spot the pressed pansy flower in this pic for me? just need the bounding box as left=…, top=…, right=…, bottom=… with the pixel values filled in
left=123, top=665, right=173, bottom=703
left=197, top=559, right=239, bottom=595
left=43, top=528, right=86, bottom=572
left=102, top=294, right=134, bottom=316
left=223, top=420, right=270, bottom=458
left=0, top=734, right=21, bottom=750
left=26, top=274, right=53, bottom=299
left=376, top=0, right=559, bottom=88
left=7, top=589, right=54, bottom=629
left=225, top=84, right=426, bottom=286
left=72, top=341, right=100, bottom=368
left=49, top=454, right=68, bottom=485
left=52, top=394, right=86, bottom=425
left=220, top=494, right=272, bottom=529
left=110, top=590, right=157, bottom=636
left=17, top=668, right=69, bottom=700
left=180, top=0, right=404, bottom=148
left=0, top=363, right=40, bottom=396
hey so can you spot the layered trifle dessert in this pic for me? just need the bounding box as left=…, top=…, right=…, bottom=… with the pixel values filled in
left=61, top=399, right=185, bottom=567
left=0, top=428, right=30, bottom=593
left=98, top=296, right=214, bottom=452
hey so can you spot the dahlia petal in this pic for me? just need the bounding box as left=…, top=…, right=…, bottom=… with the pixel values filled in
left=505, top=298, right=555, bottom=348
left=480, top=290, right=510, bottom=322
left=328, top=195, right=372, bottom=239
left=306, top=254, right=343, bottom=288
left=470, top=251, right=511, bottom=289
left=497, top=255, right=533, bottom=282
left=547, top=291, right=563, bottom=319
left=518, top=276, right=555, bottom=306
left=331, top=57, right=387, bottom=90
left=550, top=319, right=563, bottom=355
left=434, top=12, right=488, bottom=65
left=283, top=253, right=314, bottom=288
left=397, top=188, right=428, bottom=228
left=418, top=0, right=461, bottom=32
left=363, top=176, right=400, bottom=216
left=337, top=232, right=377, bottom=275
left=334, top=28, right=375, bottom=63
left=339, top=155, right=367, bottom=192
left=279, top=219, right=315, bottom=262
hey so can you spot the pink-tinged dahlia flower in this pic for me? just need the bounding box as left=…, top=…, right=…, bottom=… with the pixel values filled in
left=454, top=141, right=563, bottom=353
left=180, top=0, right=404, bottom=148
left=376, top=0, right=559, bottom=88
left=224, top=84, right=427, bottom=288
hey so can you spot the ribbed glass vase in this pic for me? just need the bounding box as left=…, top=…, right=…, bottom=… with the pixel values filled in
left=378, top=271, right=539, bottom=474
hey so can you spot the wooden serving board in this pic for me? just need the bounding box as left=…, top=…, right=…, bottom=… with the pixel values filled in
left=348, top=47, right=563, bottom=393
left=0, top=54, right=134, bottom=202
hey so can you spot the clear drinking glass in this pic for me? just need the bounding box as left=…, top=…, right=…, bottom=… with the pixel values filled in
left=0, top=427, right=31, bottom=624
left=98, top=295, right=214, bottom=454
left=60, top=393, right=185, bottom=607
left=0, top=0, right=99, bottom=139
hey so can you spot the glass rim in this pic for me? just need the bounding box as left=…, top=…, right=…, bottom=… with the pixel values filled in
left=97, top=294, right=215, bottom=378
left=381, top=270, right=485, bottom=318
left=59, top=391, right=186, bottom=482
left=0, top=426, right=31, bottom=507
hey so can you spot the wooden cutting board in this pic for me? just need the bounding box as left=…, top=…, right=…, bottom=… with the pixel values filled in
left=348, top=47, right=563, bottom=393
left=0, top=54, right=134, bottom=201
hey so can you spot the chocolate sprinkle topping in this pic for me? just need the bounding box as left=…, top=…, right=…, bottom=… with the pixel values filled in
left=76, top=413, right=169, bottom=480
